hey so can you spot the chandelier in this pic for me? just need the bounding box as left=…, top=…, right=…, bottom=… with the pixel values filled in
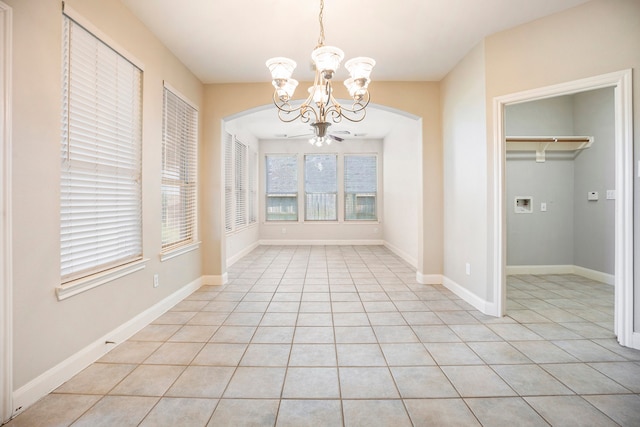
left=266, top=0, right=375, bottom=146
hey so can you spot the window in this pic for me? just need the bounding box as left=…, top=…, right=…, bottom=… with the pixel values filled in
left=224, top=135, right=257, bottom=232
left=60, top=15, right=142, bottom=282
left=161, top=85, right=198, bottom=252
left=305, top=154, right=337, bottom=221
left=345, top=155, right=378, bottom=220
left=249, top=150, right=258, bottom=223
left=234, top=140, right=247, bottom=228
left=265, top=155, right=298, bottom=221
left=224, top=132, right=233, bottom=232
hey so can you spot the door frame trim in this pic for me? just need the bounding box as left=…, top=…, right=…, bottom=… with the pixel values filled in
left=0, top=0, right=13, bottom=422
left=491, top=69, right=635, bottom=348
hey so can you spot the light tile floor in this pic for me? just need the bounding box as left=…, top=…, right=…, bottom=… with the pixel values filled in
left=7, top=245, right=640, bottom=426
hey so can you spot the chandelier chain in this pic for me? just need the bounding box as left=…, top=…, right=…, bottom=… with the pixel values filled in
left=317, top=0, right=325, bottom=47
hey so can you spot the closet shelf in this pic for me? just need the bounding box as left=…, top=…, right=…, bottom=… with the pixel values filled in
left=505, top=136, right=594, bottom=162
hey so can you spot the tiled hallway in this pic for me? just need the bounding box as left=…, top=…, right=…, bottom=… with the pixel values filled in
left=7, top=245, right=640, bottom=426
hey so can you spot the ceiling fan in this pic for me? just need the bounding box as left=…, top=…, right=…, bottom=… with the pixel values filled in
left=284, top=124, right=351, bottom=143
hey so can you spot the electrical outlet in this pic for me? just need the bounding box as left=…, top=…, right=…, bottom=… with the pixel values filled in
left=465, top=263, right=471, bottom=276
left=153, top=274, right=159, bottom=288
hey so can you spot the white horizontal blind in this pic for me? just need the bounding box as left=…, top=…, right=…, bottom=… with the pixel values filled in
left=265, top=155, right=298, bottom=221
left=305, top=154, right=337, bottom=221
left=249, top=150, right=257, bottom=224
left=345, top=155, right=377, bottom=220
left=60, top=16, right=143, bottom=281
left=161, top=86, right=198, bottom=251
left=234, top=139, right=248, bottom=228
left=224, top=132, right=233, bottom=232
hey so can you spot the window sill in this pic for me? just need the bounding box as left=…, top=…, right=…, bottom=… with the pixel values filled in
left=160, top=241, right=201, bottom=262
left=56, top=258, right=149, bottom=301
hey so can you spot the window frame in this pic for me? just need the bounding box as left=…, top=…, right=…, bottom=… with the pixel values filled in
left=58, top=9, right=146, bottom=300
left=344, top=154, right=378, bottom=221
left=224, top=134, right=257, bottom=234
left=265, top=154, right=299, bottom=222
left=304, top=153, right=338, bottom=222
left=160, top=82, right=199, bottom=258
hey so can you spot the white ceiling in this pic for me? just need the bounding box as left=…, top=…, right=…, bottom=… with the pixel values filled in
left=120, top=0, right=590, bottom=139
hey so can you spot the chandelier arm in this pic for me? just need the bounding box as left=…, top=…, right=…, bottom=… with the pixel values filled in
left=327, top=95, right=369, bottom=123
left=299, top=104, right=318, bottom=123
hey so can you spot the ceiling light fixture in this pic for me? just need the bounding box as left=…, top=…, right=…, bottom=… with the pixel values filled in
left=266, top=0, right=375, bottom=147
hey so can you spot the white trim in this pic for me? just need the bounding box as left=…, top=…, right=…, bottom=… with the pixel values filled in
left=492, top=70, right=635, bottom=348
left=572, top=266, right=614, bottom=286
left=415, top=272, right=442, bottom=285
left=442, top=275, right=493, bottom=314
left=160, top=241, right=201, bottom=262
left=61, top=3, right=144, bottom=70
left=227, top=241, right=260, bottom=267
left=56, top=258, right=149, bottom=301
left=383, top=241, right=417, bottom=268
left=162, top=80, right=199, bottom=112
left=259, top=239, right=385, bottom=246
left=633, top=332, right=640, bottom=349
left=0, top=2, right=11, bottom=423
left=12, top=276, right=203, bottom=418
left=506, top=265, right=614, bottom=286
left=202, top=274, right=228, bottom=286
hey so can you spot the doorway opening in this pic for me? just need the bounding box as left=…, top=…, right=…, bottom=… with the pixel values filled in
left=492, top=70, right=635, bottom=349
left=504, top=88, right=616, bottom=335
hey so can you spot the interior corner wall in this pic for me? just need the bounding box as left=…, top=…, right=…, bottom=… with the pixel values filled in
left=572, top=87, right=615, bottom=275
left=483, top=0, right=640, bottom=329
left=8, top=0, right=204, bottom=391
left=441, top=41, right=488, bottom=302
left=505, top=97, right=576, bottom=267
left=382, top=117, right=421, bottom=267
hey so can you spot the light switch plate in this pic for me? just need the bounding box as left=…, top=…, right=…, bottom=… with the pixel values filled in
left=606, top=190, right=616, bottom=200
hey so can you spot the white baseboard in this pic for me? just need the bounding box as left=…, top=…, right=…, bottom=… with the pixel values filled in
left=506, top=264, right=614, bottom=285
left=415, top=272, right=442, bottom=285
left=227, top=242, right=260, bottom=267
left=202, top=274, right=228, bottom=286
left=383, top=241, right=417, bottom=268
left=11, top=277, right=203, bottom=418
left=442, top=275, right=492, bottom=315
left=573, top=265, right=614, bottom=286
left=632, top=332, right=640, bottom=351
left=259, top=239, right=384, bottom=246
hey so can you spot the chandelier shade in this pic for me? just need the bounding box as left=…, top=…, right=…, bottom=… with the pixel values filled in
left=266, top=0, right=375, bottom=146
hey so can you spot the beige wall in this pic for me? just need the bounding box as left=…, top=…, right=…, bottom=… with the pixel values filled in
left=8, top=0, right=204, bottom=389
left=439, top=0, right=640, bottom=311
left=202, top=82, right=443, bottom=277
left=441, top=41, right=489, bottom=300
left=484, top=0, right=640, bottom=319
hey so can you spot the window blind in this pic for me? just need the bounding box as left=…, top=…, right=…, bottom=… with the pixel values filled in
left=224, top=132, right=233, bottom=232
left=161, top=86, right=198, bottom=251
left=249, top=150, right=257, bottom=224
left=60, top=16, right=143, bottom=281
left=234, top=139, right=248, bottom=228
left=345, top=155, right=377, bottom=220
left=265, top=155, right=298, bottom=221
left=305, top=154, right=337, bottom=221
